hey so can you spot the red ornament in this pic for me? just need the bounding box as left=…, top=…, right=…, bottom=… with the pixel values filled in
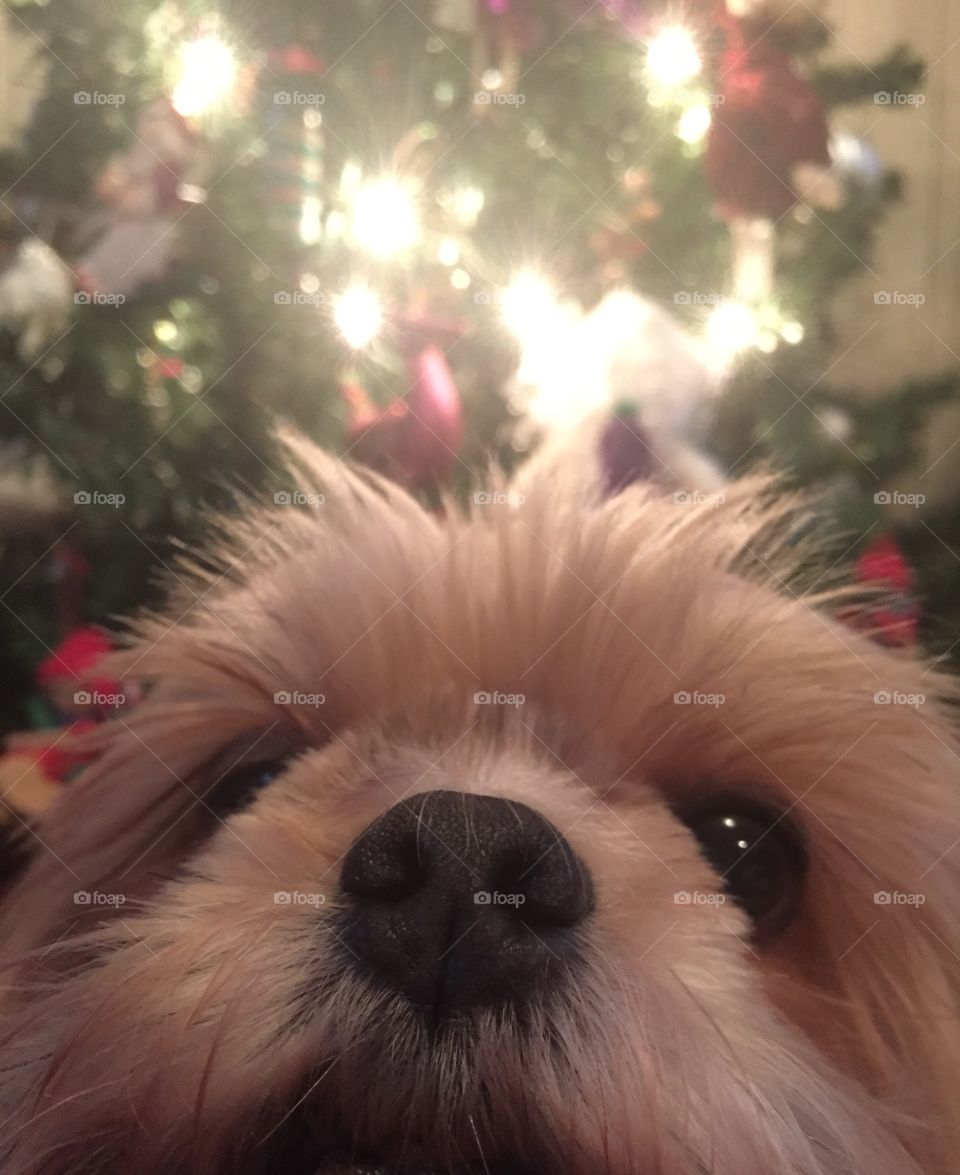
left=845, top=535, right=919, bottom=648
left=344, top=343, right=463, bottom=489
left=706, top=20, right=831, bottom=220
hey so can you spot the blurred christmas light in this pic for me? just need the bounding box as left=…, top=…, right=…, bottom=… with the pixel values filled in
left=781, top=320, right=805, bottom=345
left=647, top=27, right=702, bottom=89
left=438, top=237, right=460, bottom=266
left=452, top=185, right=485, bottom=226
left=351, top=177, right=420, bottom=257
left=172, top=35, right=237, bottom=117
left=500, top=272, right=559, bottom=345
left=706, top=300, right=760, bottom=353
left=299, top=196, right=323, bottom=245
left=676, top=104, right=711, bottom=144
left=451, top=268, right=471, bottom=289
left=334, top=286, right=382, bottom=349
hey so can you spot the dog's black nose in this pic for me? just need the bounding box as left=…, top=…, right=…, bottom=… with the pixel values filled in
left=339, top=790, right=593, bottom=1015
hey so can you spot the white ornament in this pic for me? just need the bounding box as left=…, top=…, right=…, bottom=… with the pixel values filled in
left=0, top=239, right=75, bottom=360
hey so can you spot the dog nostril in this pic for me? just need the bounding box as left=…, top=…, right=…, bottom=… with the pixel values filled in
left=340, top=826, right=428, bottom=902
left=338, top=790, right=594, bottom=1016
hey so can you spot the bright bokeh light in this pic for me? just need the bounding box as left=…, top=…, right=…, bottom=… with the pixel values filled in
left=706, top=300, right=760, bottom=354
left=647, top=26, right=702, bottom=88
left=781, top=320, right=805, bottom=345
left=500, top=271, right=559, bottom=345
left=677, top=104, right=712, bottom=144
left=334, top=286, right=383, bottom=349
left=172, top=36, right=237, bottom=117
left=351, top=177, right=420, bottom=257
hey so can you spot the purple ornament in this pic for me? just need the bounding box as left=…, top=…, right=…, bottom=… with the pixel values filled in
left=599, top=406, right=660, bottom=496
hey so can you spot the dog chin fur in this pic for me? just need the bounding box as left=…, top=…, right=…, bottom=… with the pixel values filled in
left=1, top=436, right=959, bottom=1174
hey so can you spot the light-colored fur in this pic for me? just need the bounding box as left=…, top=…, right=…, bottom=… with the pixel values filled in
left=1, top=437, right=959, bottom=1173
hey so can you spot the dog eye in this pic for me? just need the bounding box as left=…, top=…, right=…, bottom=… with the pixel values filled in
left=206, top=758, right=289, bottom=818
left=679, top=802, right=807, bottom=936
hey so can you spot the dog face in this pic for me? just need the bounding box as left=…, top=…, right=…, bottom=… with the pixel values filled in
left=2, top=441, right=959, bottom=1175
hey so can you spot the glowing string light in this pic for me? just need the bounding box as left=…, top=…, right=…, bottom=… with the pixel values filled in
left=500, top=271, right=560, bottom=346
left=706, top=300, right=760, bottom=354
left=172, top=35, right=238, bottom=117
left=351, top=177, right=420, bottom=257
left=334, top=286, right=383, bottom=349
left=646, top=26, right=702, bottom=89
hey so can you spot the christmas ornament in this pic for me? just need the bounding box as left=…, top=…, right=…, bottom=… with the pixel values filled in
left=0, top=236, right=74, bottom=360
left=76, top=97, right=208, bottom=297
left=345, top=341, right=464, bottom=489
left=846, top=534, right=919, bottom=648
left=599, top=402, right=660, bottom=494
left=706, top=9, right=836, bottom=299
left=262, top=45, right=326, bottom=244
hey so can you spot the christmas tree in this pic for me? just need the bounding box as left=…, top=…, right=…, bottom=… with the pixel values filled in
left=0, top=0, right=955, bottom=735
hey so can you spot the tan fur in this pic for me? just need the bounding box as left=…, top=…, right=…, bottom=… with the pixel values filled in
left=1, top=437, right=958, bottom=1174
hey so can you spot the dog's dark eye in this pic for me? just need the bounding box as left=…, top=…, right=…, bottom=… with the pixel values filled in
left=205, top=757, right=290, bottom=818
left=681, top=802, right=807, bottom=936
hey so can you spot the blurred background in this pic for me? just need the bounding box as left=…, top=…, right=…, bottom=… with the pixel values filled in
left=0, top=0, right=958, bottom=745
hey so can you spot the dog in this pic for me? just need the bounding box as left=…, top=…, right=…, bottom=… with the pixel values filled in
left=1, top=436, right=958, bottom=1174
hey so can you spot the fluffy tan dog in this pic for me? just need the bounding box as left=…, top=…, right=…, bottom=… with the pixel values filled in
left=1, top=438, right=959, bottom=1175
